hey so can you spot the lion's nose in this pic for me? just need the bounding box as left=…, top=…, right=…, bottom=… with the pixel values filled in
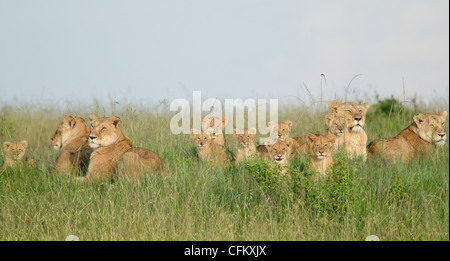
left=438, top=133, right=446, bottom=138
left=354, top=117, right=362, bottom=121
left=89, top=136, right=96, bottom=140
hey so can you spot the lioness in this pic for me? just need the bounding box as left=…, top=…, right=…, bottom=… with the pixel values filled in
left=201, top=116, right=228, bottom=146
left=368, top=111, right=447, bottom=163
left=329, top=100, right=370, bottom=161
left=307, top=133, right=337, bottom=180
left=85, top=114, right=165, bottom=181
left=233, top=128, right=257, bottom=165
left=51, top=116, right=92, bottom=174
left=3, top=140, right=37, bottom=168
left=191, top=128, right=234, bottom=165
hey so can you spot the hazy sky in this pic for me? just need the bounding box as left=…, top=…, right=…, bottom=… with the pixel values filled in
left=0, top=0, right=448, bottom=106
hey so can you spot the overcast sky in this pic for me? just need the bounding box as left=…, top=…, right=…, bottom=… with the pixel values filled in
left=0, top=0, right=448, bottom=107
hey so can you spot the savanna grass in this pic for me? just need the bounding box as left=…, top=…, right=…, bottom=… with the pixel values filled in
left=0, top=97, right=448, bottom=241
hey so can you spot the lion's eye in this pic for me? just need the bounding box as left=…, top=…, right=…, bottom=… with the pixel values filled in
left=101, top=127, right=106, bottom=132
left=247, top=135, right=250, bottom=138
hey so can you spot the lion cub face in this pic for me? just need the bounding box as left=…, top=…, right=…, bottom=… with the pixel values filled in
left=308, top=134, right=336, bottom=160
left=325, top=114, right=345, bottom=137
left=234, top=128, right=256, bottom=147
left=88, top=114, right=122, bottom=149
left=265, top=138, right=293, bottom=164
left=414, top=111, right=447, bottom=146
left=3, top=140, right=28, bottom=161
left=268, top=121, right=292, bottom=140
left=191, top=128, right=213, bottom=150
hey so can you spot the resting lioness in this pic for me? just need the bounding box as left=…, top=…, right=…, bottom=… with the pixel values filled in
left=368, top=111, right=447, bottom=163
left=84, top=114, right=165, bottom=181
left=3, top=140, right=37, bottom=168
left=51, top=116, right=92, bottom=174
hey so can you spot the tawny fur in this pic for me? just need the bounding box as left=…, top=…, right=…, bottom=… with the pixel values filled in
left=51, top=116, right=92, bottom=175
left=329, top=100, right=370, bottom=161
left=3, top=140, right=37, bottom=168
left=308, top=133, right=336, bottom=180
left=263, top=138, right=294, bottom=175
left=84, top=114, right=165, bottom=181
left=191, top=128, right=233, bottom=165
left=368, top=111, right=447, bottom=163
left=233, top=128, right=257, bottom=165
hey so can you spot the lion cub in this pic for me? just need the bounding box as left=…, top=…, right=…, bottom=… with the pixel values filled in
left=3, top=140, right=37, bottom=168
left=262, top=138, right=294, bottom=175
left=233, top=128, right=257, bottom=165
left=368, top=111, right=447, bottom=163
left=307, top=133, right=337, bottom=180
left=329, top=100, right=369, bottom=161
left=320, top=114, right=345, bottom=151
left=191, top=128, right=233, bottom=165
left=201, top=116, right=228, bottom=146
left=257, top=120, right=293, bottom=154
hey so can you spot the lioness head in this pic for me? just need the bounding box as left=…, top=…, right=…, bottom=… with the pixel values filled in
left=50, top=116, right=84, bottom=150
left=191, top=128, right=213, bottom=150
left=201, top=116, right=227, bottom=140
left=325, top=114, right=345, bottom=137
left=88, top=114, right=123, bottom=149
left=3, top=140, right=28, bottom=160
left=233, top=128, right=257, bottom=147
left=307, top=134, right=336, bottom=160
left=265, top=137, right=293, bottom=164
left=329, top=101, right=369, bottom=132
left=413, top=110, right=447, bottom=146
left=268, top=121, right=293, bottom=140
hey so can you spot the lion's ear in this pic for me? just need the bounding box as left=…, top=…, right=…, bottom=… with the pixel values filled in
left=413, top=113, right=425, bottom=127
left=222, top=117, right=228, bottom=127
left=327, top=134, right=336, bottom=145
left=64, top=116, right=76, bottom=128
left=440, top=110, right=448, bottom=119
left=3, top=142, right=12, bottom=151
left=329, top=101, right=341, bottom=115
left=233, top=128, right=239, bottom=137
left=307, top=134, right=318, bottom=143
left=361, top=102, right=370, bottom=111
left=20, top=140, right=28, bottom=149
left=325, top=114, right=334, bottom=126
left=89, top=114, right=98, bottom=123
left=110, top=116, right=121, bottom=128
left=284, top=121, right=293, bottom=130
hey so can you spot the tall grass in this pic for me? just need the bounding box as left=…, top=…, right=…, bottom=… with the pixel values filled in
left=0, top=95, right=448, bottom=241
